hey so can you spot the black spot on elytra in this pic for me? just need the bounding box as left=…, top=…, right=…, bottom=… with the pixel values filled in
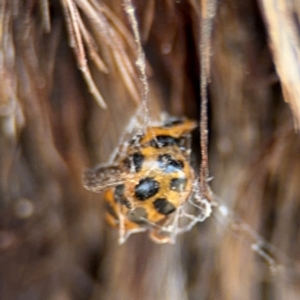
left=126, top=207, right=148, bottom=224
left=163, top=118, right=184, bottom=127
left=170, top=177, right=187, bottom=192
left=149, top=135, right=179, bottom=148
left=158, top=154, right=184, bottom=173
left=123, top=152, right=144, bottom=173
left=134, top=177, right=160, bottom=201
left=114, top=185, right=131, bottom=208
left=153, top=198, right=176, bottom=215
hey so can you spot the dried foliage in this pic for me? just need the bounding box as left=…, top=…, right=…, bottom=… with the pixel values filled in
left=259, top=0, right=300, bottom=129
left=0, top=0, right=300, bottom=300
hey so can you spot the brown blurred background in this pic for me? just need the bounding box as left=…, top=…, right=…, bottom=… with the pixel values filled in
left=0, top=0, right=300, bottom=299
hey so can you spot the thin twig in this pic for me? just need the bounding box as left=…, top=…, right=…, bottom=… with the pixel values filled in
left=123, top=0, right=150, bottom=128
left=90, top=1, right=137, bottom=53
left=76, top=0, right=140, bottom=105
left=60, top=0, right=107, bottom=108
left=77, top=15, right=109, bottom=74
left=199, top=0, right=218, bottom=197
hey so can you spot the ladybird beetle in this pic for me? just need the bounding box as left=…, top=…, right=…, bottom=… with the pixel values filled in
left=83, top=117, right=197, bottom=243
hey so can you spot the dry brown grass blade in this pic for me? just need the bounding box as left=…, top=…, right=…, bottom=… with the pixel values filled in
left=73, top=0, right=141, bottom=105
left=60, top=0, right=107, bottom=108
left=140, top=0, right=155, bottom=42
left=123, top=0, right=150, bottom=127
left=112, top=49, right=140, bottom=105
left=39, top=0, right=51, bottom=33
left=259, top=0, right=300, bottom=129
left=77, top=15, right=109, bottom=74
left=90, top=0, right=137, bottom=53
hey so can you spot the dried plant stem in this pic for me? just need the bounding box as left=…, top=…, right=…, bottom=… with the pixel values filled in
left=259, top=0, right=300, bottom=130
left=199, top=0, right=217, bottom=197
left=39, top=0, right=51, bottom=33
left=60, top=0, right=107, bottom=108
left=76, top=0, right=140, bottom=104
left=123, top=0, right=150, bottom=128
left=90, top=1, right=137, bottom=53
left=77, top=16, right=109, bottom=74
